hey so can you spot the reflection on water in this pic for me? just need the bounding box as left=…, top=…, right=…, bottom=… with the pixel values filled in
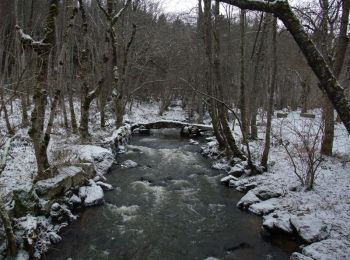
left=46, top=129, right=298, bottom=260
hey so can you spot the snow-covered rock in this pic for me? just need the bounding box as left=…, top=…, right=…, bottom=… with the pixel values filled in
left=290, top=252, right=314, bottom=260
left=51, top=145, right=114, bottom=175
left=48, top=232, right=62, bottom=244
left=96, top=181, right=113, bottom=191
left=68, top=194, right=82, bottom=205
left=290, top=215, right=329, bottom=243
left=301, top=239, right=350, bottom=260
left=35, top=166, right=93, bottom=199
left=79, top=183, right=104, bottom=207
left=189, top=139, right=199, bottom=145
left=122, top=159, right=138, bottom=168
left=220, top=175, right=238, bottom=186
left=263, top=213, right=293, bottom=234
left=237, top=191, right=261, bottom=209
left=253, top=186, right=284, bottom=201
left=229, top=164, right=245, bottom=177
left=248, top=198, right=278, bottom=215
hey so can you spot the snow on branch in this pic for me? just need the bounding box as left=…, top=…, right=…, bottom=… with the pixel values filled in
left=15, top=25, right=49, bottom=49
left=111, top=0, right=132, bottom=25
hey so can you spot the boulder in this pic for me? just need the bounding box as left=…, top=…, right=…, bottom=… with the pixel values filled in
left=35, top=166, right=93, bottom=199
left=302, top=239, right=350, bottom=260
left=79, top=183, right=104, bottom=207
left=249, top=198, right=278, bottom=215
left=122, top=160, right=138, bottom=168
left=290, top=252, right=314, bottom=260
left=237, top=191, right=261, bottom=209
left=51, top=145, right=114, bottom=175
left=300, top=113, right=316, bottom=119
left=229, top=164, right=245, bottom=178
left=96, top=181, right=113, bottom=191
left=276, top=112, right=288, bottom=118
left=48, top=232, right=62, bottom=244
left=220, top=175, right=238, bottom=186
left=13, top=189, right=39, bottom=218
left=263, top=213, right=293, bottom=234
left=290, top=215, right=329, bottom=243
left=254, top=186, right=283, bottom=201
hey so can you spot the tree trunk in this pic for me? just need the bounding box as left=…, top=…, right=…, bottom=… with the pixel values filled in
left=0, top=198, right=16, bottom=256
left=239, top=9, right=249, bottom=143
left=17, top=0, right=59, bottom=180
left=261, top=15, right=277, bottom=170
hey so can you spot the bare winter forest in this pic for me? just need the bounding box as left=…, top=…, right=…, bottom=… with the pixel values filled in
left=0, top=0, right=350, bottom=259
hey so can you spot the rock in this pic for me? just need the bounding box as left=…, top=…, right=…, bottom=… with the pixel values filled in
left=229, top=164, right=245, bottom=178
left=212, top=160, right=229, bottom=170
left=68, top=194, right=82, bottom=205
left=237, top=191, right=261, bottom=209
left=48, top=232, right=62, bottom=244
left=220, top=175, right=238, bottom=186
left=51, top=145, right=114, bottom=175
left=35, top=166, right=93, bottom=199
left=13, top=189, right=39, bottom=218
left=290, top=252, right=314, bottom=260
left=14, top=250, right=30, bottom=260
left=50, top=203, right=76, bottom=223
left=300, top=113, right=316, bottom=119
left=244, top=182, right=258, bottom=191
left=290, top=215, right=329, bottom=243
left=122, top=160, right=138, bottom=168
left=254, top=186, right=283, bottom=201
left=249, top=198, right=278, bottom=215
left=189, top=139, right=199, bottom=145
left=93, top=174, right=107, bottom=182
left=302, top=239, right=350, bottom=260
left=96, top=181, right=113, bottom=191
left=263, top=213, right=293, bottom=234
left=79, top=184, right=104, bottom=207
left=276, top=112, right=288, bottom=118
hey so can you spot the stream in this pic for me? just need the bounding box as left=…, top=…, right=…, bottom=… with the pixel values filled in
left=47, top=129, right=298, bottom=259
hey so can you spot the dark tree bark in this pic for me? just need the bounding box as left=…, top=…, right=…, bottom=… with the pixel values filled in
left=219, top=0, right=350, bottom=135
left=203, top=0, right=227, bottom=149
left=239, top=9, right=249, bottom=143
left=16, top=0, right=59, bottom=180
left=261, top=15, right=277, bottom=170
left=213, top=0, right=245, bottom=159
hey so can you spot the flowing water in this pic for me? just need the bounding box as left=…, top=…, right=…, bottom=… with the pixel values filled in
left=47, top=129, right=298, bottom=260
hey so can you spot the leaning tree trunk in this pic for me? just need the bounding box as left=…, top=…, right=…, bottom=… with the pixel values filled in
left=261, top=15, right=277, bottom=170
left=213, top=0, right=245, bottom=159
left=219, top=0, right=350, bottom=135
left=203, top=0, right=227, bottom=150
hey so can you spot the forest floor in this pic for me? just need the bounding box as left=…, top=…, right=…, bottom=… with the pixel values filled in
left=0, top=99, right=350, bottom=259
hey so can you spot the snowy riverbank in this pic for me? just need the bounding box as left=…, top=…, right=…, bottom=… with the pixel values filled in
left=1, top=99, right=350, bottom=259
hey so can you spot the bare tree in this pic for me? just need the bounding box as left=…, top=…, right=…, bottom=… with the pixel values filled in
left=261, top=15, right=277, bottom=170
left=16, top=0, right=60, bottom=180
left=219, top=0, right=350, bottom=135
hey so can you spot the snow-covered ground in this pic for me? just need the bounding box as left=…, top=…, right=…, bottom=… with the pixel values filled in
left=215, top=110, right=350, bottom=260
left=1, top=98, right=350, bottom=259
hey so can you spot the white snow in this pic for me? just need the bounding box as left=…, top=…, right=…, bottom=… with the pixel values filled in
left=79, top=183, right=104, bottom=207
left=290, top=215, right=329, bottom=243
left=121, top=159, right=138, bottom=168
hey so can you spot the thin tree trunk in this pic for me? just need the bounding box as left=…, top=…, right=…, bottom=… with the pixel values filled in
left=239, top=9, right=249, bottom=142
left=261, top=15, right=277, bottom=170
